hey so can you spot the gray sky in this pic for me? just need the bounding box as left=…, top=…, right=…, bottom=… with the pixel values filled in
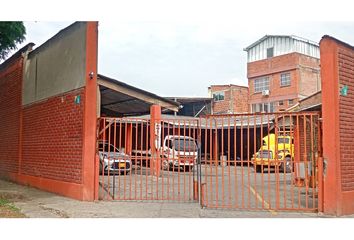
left=4, top=1, right=354, bottom=98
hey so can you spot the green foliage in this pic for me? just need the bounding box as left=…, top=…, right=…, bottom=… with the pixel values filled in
left=0, top=198, right=20, bottom=212
left=0, top=21, right=26, bottom=60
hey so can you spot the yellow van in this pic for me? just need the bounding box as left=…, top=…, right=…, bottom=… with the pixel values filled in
left=252, top=133, right=294, bottom=173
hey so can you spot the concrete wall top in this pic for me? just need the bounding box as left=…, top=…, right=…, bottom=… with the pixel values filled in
left=23, top=22, right=87, bottom=105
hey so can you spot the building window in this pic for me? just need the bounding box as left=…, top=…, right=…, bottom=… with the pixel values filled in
left=279, top=100, right=284, bottom=106
left=213, top=92, right=225, bottom=102
left=254, top=77, right=269, bottom=93
left=280, top=73, right=291, bottom=87
left=252, top=102, right=274, bottom=113
left=267, top=47, right=274, bottom=58
left=288, top=99, right=294, bottom=105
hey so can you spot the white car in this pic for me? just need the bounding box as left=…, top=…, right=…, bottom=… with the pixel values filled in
left=98, top=141, right=131, bottom=175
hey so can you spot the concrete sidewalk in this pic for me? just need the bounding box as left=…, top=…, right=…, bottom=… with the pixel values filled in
left=0, top=179, right=341, bottom=218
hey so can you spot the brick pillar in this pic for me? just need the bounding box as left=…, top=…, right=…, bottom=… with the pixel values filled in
left=82, top=21, right=98, bottom=201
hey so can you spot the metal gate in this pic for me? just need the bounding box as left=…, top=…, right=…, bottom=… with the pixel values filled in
left=97, top=112, right=322, bottom=212
left=97, top=117, right=200, bottom=202
left=200, top=112, right=322, bottom=212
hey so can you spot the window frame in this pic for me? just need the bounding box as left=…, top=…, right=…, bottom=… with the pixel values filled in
left=212, top=91, right=225, bottom=102
left=267, top=47, right=274, bottom=58
left=254, top=77, right=270, bottom=93
left=280, top=72, right=291, bottom=87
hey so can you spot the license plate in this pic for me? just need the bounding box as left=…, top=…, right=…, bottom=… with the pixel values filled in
left=119, top=163, right=126, bottom=168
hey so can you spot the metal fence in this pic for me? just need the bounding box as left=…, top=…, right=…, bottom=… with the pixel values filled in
left=97, top=112, right=322, bottom=212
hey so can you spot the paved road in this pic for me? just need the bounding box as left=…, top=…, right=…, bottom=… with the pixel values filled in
left=99, top=164, right=317, bottom=212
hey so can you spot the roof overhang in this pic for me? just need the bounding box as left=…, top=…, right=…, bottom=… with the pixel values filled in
left=98, top=74, right=180, bottom=116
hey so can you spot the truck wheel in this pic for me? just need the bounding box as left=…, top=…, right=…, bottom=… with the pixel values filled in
left=255, top=165, right=262, bottom=173
left=184, top=166, right=193, bottom=172
left=281, top=157, right=292, bottom=173
left=162, top=160, right=170, bottom=171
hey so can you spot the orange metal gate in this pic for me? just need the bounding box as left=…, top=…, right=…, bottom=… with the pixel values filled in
left=97, top=112, right=323, bottom=212
left=97, top=117, right=200, bottom=202
left=200, top=112, right=322, bottom=212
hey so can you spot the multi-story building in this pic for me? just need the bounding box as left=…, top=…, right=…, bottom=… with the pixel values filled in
left=244, top=35, right=321, bottom=113
left=208, top=84, right=249, bottom=114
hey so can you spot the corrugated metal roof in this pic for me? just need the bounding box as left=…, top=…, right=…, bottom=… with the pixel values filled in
left=244, top=35, right=318, bottom=51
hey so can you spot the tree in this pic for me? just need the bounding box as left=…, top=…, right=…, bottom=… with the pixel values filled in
left=0, top=22, right=26, bottom=60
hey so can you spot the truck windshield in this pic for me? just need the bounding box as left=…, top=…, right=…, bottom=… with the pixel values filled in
left=278, top=138, right=290, bottom=144
left=99, top=143, right=119, bottom=153
left=173, top=139, right=197, bottom=152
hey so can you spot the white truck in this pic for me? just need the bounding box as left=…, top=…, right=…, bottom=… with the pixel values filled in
left=160, top=135, right=198, bottom=172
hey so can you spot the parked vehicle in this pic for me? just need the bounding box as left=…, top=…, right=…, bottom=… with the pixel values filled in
left=252, top=133, right=294, bottom=173
left=160, top=135, right=198, bottom=172
left=98, top=141, right=131, bottom=175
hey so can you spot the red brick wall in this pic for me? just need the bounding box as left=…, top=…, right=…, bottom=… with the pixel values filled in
left=247, top=53, right=299, bottom=79
left=248, top=52, right=320, bottom=112
left=0, top=59, right=23, bottom=176
left=21, top=89, right=85, bottom=183
left=338, top=46, right=354, bottom=192
left=210, top=85, right=249, bottom=114
left=321, top=35, right=354, bottom=215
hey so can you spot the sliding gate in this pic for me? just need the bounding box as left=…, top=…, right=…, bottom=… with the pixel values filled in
left=97, top=117, right=200, bottom=202
left=97, top=112, right=322, bottom=212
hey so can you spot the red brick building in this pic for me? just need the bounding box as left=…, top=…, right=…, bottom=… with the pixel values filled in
left=208, top=84, right=249, bottom=114
left=244, top=35, right=321, bottom=113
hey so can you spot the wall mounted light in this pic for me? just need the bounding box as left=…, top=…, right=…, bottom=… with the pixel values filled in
left=89, top=71, right=94, bottom=80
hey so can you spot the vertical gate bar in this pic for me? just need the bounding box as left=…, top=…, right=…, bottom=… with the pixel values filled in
left=161, top=120, right=165, bottom=200
left=118, top=119, right=122, bottom=200
left=172, top=121, right=175, bottom=201
left=150, top=120, right=154, bottom=200
left=303, top=114, right=308, bottom=209
left=290, top=114, right=295, bottom=209
left=227, top=117, right=231, bottom=207
left=177, top=120, right=181, bottom=201
left=282, top=114, right=286, bottom=209
left=209, top=117, right=213, bottom=207
left=113, top=120, right=117, bottom=200
left=241, top=114, right=244, bottom=208
left=234, top=117, right=238, bottom=208
left=260, top=113, right=264, bottom=209
left=267, top=114, right=271, bottom=209
left=204, top=118, right=209, bottom=207
left=134, top=121, right=138, bottom=200
left=166, top=121, right=170, bottom=200
left=260, top=113, right=262, bottom=209
left=140, top=121, right=143, bottom=200
left=102, top=119, right=106, bottom=200
left=317, top=114, right=324, bottom=212
left=247, top=114, right=251, bottom=209
left=253, top=113, right=257, bottom=209
left=128, top=122, right=132, bottom=200
left=156, top=117, right=160, bottom=200
left=183, top=120, right=186, bottom=202
left=124, top=121, right=128, bottom=200
left=191, top=120, right=195, bottom=201
left=108, top=120, right=112, bottom=199
left=310, top=115, right=315, bottom=209
left=214, top=119, right=219, bottom=207
left=296, top=115, right=300, bottom=209
left=198, top=119, right=202, bottom=205
left=221, top=117, right=225, bottom=207
left=275, top=114, right=280, bottom=210
left=145, top=120, right=149, bottom=200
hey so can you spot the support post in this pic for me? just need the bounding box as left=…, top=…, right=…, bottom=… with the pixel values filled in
left=150, top=105, right=162, bottom=177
